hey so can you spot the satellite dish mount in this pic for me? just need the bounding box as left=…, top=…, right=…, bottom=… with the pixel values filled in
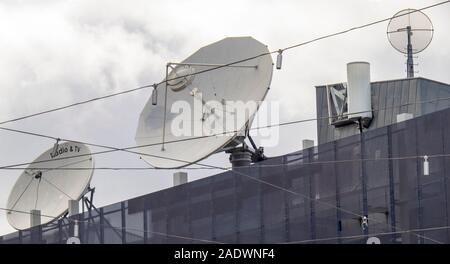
left=406, top=26, right=414, bottom=78
left=225, top=126, right=267, bottom=168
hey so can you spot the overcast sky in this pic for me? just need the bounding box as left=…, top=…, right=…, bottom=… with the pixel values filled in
left=0, top=0, right=449, bottom=236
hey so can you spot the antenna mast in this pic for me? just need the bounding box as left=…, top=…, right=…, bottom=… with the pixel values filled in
left=406, top=26, right=414, bottom=78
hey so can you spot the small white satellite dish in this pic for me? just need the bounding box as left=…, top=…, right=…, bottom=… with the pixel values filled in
left=6, top=142, right=94, bottom=230
left=136, top=37, right=273, bottom=168
left=387, top=9, right=434, bottom=78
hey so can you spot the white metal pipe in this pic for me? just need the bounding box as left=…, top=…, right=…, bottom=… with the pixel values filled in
left=168, top=62, right=257, bottom=68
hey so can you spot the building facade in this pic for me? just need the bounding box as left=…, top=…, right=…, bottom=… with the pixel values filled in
left=2, top=104, right=450, bottom=244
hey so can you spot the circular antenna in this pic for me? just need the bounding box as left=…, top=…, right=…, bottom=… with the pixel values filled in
left=6, top=142, right=94, bottom=230
left=387, top=9, right=434, bottom=54
left=135, top=37, right=273, bottom=168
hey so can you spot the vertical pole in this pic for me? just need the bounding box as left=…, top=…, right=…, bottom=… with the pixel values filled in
left=68, top=200, right=79, bottom=217
left=58, top=219, right=63, bottom=244
left=74, top=221, right=79, bottom=238
left=359, top=119, right=369, bottom=236
left=235, top=170, right=240, bottom=243
left=162, top=64, right=169, bottom=151
left=82, top=196, right=85, bottom=215
left=79, top=212, right=84, bottom=243
left=99, top=208, right=105, bottom=244
left=399, top=151, right=411, bottom=243
left=68, top=200, right=79, bottom=243
left=30, top=210, right=41, bottom=244
left=211, top=176, right=217, bottom=242
left=187, top=181, right=193, bottom=243
left=308, top=147, right=316, bottom=242
left=387, top=127, right=397, bottom=242
left=165, top=199, right=169, bottom=243
left=143, top=208, right=148, bottom=244
left=416, top=161, right=423, bottom=244
left=416, top=128, right=424, bottom=244
left=406, top=26, right=414, bottom=78
left=282, top=156, right=291, bottom=242
left=334, top=141, right=342, bottom=243
left=121, top=202, right=126, bottom=244
left=84, top=198, right=91, bottom=243
left=259, top=165, right=264, bottom=243
left=441, top=114, right=450, bottom=243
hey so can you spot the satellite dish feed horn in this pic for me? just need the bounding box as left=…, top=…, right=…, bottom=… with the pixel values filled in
left=387, top=9, right=434, bottom=78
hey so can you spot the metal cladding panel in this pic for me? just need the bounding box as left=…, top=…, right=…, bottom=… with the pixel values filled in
left=400, top=80, right=410, bottom=114
left=371, top=82, right=380, bottom=125
left=407, top=79, right=418, bottom=114
left=420, top=79, right=450, bottom=115
left=377, top=81, right=388, bottom=128
left=391, top=80, right=402, bottom=124
left=384, top=81, right=395, bottom=125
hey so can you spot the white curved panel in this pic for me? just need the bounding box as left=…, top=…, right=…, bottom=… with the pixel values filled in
left=347, top=62, right=372, bottom=120
left=136, top=37, right=273, bottom=168
left=6, top=142, right=94, bottom=230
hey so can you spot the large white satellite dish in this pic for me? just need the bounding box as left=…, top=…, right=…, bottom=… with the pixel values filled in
left=6, top=142, right=94, bottom=230
left=136, top=37, right=273, bottom=168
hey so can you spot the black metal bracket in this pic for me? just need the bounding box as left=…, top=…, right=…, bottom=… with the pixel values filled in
left=247, top=134, right=266, bottom=162
left=81, top=186, right=124, bottom=243
left=83, top=186, right=96, bottom=212
left=242, top=124, right=267, bottom=163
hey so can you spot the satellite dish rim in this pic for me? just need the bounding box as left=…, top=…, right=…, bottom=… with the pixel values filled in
left=386, top=8, right=434, bottom=55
